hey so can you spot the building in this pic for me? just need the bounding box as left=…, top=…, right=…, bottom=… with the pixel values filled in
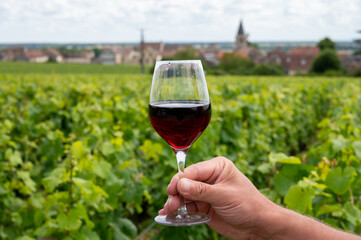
left=125, top=42, right=164, bottom=65
left=44, top=47, right=63, bottom=63
left=16, top=50, right=49, bottom=63
left=286, top=47, right=320, bottom=75
left=0, top=47, right=26, bottom=61
left=234, top=21, right=248, bottom=51
left=97, top=48, right=121, bottom=65
left=233, top=20, right=265, bottom=64
left=123, top=50, right=141, bottom=65
left=265, top=47, right=320, bottom=75
left=200, top=43, right=221, bottom=67
left=161, top=44, right=186, bottom=59
left=343, top=54, right=361, bottom=75
left=142, top=42, right=164, bottom=65
left=62, top=51, right=94, bottom=64
left=266, top=47, right=287, bottom=66
left=96, top=46, right=136, bottom=65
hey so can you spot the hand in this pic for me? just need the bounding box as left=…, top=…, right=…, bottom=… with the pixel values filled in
left=159, top=157, right=361, bottom=240
left=159, top=157, right=276, bottom=240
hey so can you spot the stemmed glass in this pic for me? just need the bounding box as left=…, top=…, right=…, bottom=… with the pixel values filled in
left=148, top=60, right=211, bottom=226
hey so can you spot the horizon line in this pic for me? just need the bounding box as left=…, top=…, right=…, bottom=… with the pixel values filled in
left=0, top=40, right=355, bottom=45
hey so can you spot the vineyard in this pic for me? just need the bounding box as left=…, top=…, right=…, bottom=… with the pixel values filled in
left=0, top=71, right=360, bottom=239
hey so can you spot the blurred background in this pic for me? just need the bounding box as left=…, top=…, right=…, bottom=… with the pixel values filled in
left=1, top=0, right=361, bottom=75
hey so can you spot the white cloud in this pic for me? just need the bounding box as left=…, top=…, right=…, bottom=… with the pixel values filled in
left=0, top=0, right=360, bottom=42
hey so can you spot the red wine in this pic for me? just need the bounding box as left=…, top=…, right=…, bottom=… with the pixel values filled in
left=149, top=100, right=211, bottom=149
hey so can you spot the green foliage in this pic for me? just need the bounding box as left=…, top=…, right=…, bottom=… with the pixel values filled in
left=171, top=47, right=211, bottom=72
left=92, top=48, right=102, bottom=58
left=252, top=64, right=284, bottom=76
left=310, top=49, right=342, bottom=74
left=325, top=167, right=356, bottom=195
left=174, top=46, right=201, bottom=60
left=317, top=37, right=336, bottom=51
left=353, top=30, right=361, bottom=55
left=219, top=53, right=255, bottom=75
left=0, top=62, right=150, bottom=74
left=0, top=70, right=360, bottom=239
left=284, top=185, right=316, bottom=213
left=247, top=41, right=259, bottom=49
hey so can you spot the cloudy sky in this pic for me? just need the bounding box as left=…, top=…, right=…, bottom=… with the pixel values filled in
left=1, top=0, right=360, bottom=43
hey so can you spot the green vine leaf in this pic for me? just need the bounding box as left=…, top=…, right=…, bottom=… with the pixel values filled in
left=57, top=209, right=82, bottom=231
left=17, top=171, right=36, bottom=194
left=284, top=185, right=316, bottom=213
left=6, top=149, right=23, bottom=166
left=42, top=168, right=66, bottom=193
left=71, top=141, right=86, bottom=159
left=139, top=140, right=162, bottom=162
left=352, top=141, right=361, bottom=160
left=101, top=142, right=115, bottom=156
left=342, top=202, right=361, bottom=226
left=325, top=167, right=356, bottom=195
left=268, top=152, right=301, bottom=165
left=331, top=137, right=348, bottom=152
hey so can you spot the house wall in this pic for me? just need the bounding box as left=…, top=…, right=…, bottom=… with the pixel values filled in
left=98, top=51, right=116, bottom=65
left=29, top=56, right=49, bottom=63
left=65, top=58, right=92, bottom=64
left=123, top=51, right=140, bottom=65
left=55, top=56, right=64, bottom=63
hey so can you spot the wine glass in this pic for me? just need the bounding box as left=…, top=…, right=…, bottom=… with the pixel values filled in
left=149, top=60, right=211, bottom=226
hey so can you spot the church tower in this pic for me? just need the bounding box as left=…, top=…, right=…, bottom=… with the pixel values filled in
left=234, top=20, right=248, bottom=51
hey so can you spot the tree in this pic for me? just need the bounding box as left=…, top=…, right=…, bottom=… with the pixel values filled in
left=354, top=30, right=361, bottom=55
left=247, top=41, right=259, bottom=49
left=174, top=46, right=201, bottom=60
left=219, top=53, right=255, bottom=75
left=317, top=37, right=336, bottom=51
left=92, top=48, right=102, bottom=58
left=310, top=49, right=341, bottom=74
left=174, top=46, right=211, bottom=70
left=252, top=64, right=284, bottom=76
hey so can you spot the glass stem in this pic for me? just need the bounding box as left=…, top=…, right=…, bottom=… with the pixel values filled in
left=175, top=150, right=187, bottom=215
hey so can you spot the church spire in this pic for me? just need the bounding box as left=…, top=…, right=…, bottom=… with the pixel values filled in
left=237, top=20, right=244, bottom=35
left=234, top=19, right=248, bottom=51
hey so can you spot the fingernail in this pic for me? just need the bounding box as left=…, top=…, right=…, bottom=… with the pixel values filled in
left=168, top=196, right=172, bottom=209
left=180, top=179, right=191, bottom=193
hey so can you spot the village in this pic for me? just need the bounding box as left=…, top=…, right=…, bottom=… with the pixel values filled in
left=1, top=21, right=360, bottom=75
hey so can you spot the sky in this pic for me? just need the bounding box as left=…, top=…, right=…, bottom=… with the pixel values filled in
left=0, top=0, right=360, bottom=43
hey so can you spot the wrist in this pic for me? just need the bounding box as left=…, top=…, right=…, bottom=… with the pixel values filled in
left=248, top=196, right=282, bottom=240
left=251, top=200, right=291, bottom=240
left=253, top=203, right=360, bottom=240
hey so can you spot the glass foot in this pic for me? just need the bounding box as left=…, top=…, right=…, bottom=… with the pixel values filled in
left=155, top=212, right=211, bottom=226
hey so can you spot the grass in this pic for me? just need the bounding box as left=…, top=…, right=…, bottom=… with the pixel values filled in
left=0, top=62, right=151, bottom=74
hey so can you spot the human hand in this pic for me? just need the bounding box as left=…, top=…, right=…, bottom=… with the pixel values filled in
left=158, top=157, right=277, bottom=240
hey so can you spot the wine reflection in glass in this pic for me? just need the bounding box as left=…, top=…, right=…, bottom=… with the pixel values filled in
left=148, top=60, right=212, bottom=226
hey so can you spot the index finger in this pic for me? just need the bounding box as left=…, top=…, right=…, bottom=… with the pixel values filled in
left=166, top=157, right=232, bottom=195
left=183, top=157, right=230, bottom=183
left=167, top=173, right=180, bottom=195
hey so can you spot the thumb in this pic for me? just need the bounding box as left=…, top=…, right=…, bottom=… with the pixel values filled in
left=178, top=178, right=218, bottom=204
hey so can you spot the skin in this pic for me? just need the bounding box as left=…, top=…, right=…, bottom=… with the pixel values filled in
left=159, top=157, right=361, bottom=240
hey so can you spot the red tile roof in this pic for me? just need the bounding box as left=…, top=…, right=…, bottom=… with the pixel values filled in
left=289, top=47, right=320, bottom=56
left=61, top=51, right=94, bottom=59
left=163, top=44, right=185, bottom=52
left=45, top=47, right=62, bottom=57
left=144, top=42, right=163, bottom=51
left=25, top=50, right=47, bottom=58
